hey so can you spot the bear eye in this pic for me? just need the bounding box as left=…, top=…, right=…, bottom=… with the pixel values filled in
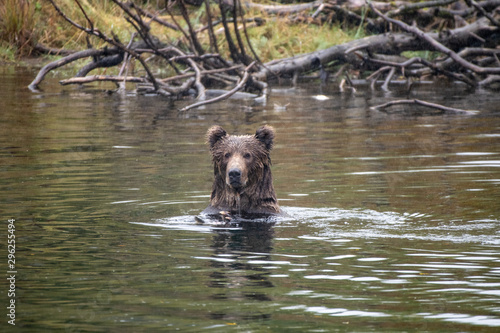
left=243, top=152, right=251, bottom=159
left=224, top=152, right=231, bottom=159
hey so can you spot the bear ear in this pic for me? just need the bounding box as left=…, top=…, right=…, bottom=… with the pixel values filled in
left=207, top=125, right=227, bottom=149
left=255, top=125, right=275, bottom=151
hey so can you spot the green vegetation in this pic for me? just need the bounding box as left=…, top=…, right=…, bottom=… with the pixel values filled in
left=0, top=0, right=37, bottom=60
left=246, top=19, right=357, bottom=60
left=0, top=0, right=361, bottom=63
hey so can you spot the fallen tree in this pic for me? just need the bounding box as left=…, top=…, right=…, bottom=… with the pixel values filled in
left=30, top=0, right=500, bottom=110
left=254, top=15, right=500, bottom=87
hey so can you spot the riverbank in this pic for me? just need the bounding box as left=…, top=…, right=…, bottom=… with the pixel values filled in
left=6, top=1, right=500, bottom=95
left=0, top=0, right=359, bottom=64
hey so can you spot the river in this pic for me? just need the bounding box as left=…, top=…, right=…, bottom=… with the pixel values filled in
left=1, top=65, right=500, bottom=332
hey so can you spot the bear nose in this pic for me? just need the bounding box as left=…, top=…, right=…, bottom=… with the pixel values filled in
left=228, top=168, right=242, bottom=185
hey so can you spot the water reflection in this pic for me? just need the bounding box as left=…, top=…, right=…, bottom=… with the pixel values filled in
left=207, top=223, right=275, bottom=321
left=211, top=222, right=275, bottom=253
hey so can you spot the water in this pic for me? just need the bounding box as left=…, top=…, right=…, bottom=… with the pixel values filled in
left=1, top=65, right=500, bottom=332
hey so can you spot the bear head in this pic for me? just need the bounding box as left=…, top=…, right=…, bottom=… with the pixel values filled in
left=204, top=125, right=280, bottom=215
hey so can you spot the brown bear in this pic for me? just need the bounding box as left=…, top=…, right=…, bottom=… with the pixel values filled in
left=202, top=125, right=281, bottom=217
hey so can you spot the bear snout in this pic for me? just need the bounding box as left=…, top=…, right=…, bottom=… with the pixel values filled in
left=226, top=155, right=248, bottom=189
left=228, top=168, right=243, bottom=188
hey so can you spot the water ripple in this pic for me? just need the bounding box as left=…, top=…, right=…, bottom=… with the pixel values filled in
left=282, top=207, right=500, bottom=244
left=281, top=305, right=391, bottom=318
left=418, top=313, right=500, bottom=327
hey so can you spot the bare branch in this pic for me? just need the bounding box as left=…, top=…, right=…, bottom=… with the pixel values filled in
left=204, top=0, right=219, bottom=54
left=160, top=64, right=244, bottom=83
left=385, top=0, right=459, bottom=18
left=31, top=0, right=500, bottom=103
left=60, top=75, right=147, bottom=85
left=370, top=99, right=480, bottom=114
left=179, top=62, right=257, bottom=112
left=29, top=48, right=121, bottom=90
left=126, top=2, right=179, bottom=31
left=361, top=53, right=477, bottom=86
left=242, top=0, right=323, bottom=15
left=47, top=0, right=160, bottom=90
left=381, top=66, right=396, bottom=90
left=466, top=0, right=500, bottom=28
left=368, top=1, right=500, bottom=75
left=178, top=0, right=205, bottom=55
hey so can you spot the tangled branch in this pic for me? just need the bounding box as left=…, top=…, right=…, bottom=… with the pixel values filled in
left=30, top=0, right=500, bottom=110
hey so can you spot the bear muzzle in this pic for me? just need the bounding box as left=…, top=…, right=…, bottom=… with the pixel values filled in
left=227, top=167, right=244, bottom=188
left=225, top=154, right=249, bottom=190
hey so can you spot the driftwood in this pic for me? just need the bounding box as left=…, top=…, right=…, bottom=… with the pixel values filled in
left=254, top=16, right=498, bottom=83
left=30, top=0, right=500, bottom=111
left=370, top=99, right=480, bottom=114
left=59, top=75, right=147, bottom=85
left=29, top=48, right=122, bottom=91
left=33, top=43, right=76, bottom=56
left=241, top=0, right=323, bottom=15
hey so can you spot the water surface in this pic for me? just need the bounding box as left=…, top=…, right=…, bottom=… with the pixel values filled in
left=1, top=66, right=500, bottom=332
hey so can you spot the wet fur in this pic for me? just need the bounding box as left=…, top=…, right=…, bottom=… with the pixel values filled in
left=203, top=125, right=280, bottom=215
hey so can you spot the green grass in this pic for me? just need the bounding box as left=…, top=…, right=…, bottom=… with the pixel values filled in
left=244, top=19, right=355, bottom=60
left=0, top=0, right=366, bottom=64
left=401, top=50, right=440, bottom=61
left=0, top=0, right=37, bottom=57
